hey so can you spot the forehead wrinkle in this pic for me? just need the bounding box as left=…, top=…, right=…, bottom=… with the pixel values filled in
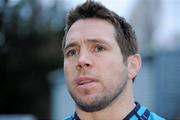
left=64, top=18, right=117, bottom=51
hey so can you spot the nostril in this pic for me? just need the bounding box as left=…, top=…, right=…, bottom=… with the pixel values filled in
left=76, top=63, right=91, bottom=70
left=76, top=64, right=82, bottom=70
left=85, top=64, right=90, bottom=67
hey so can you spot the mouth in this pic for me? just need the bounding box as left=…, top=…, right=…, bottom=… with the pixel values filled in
left=76, top=76, right=98, bottom=86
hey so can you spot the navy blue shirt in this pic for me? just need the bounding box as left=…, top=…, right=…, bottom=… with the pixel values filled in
left=64, top=102, right=165, bottom=120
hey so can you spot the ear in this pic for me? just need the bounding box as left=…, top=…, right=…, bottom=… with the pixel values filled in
left=127, top=54, right=141, bottom=80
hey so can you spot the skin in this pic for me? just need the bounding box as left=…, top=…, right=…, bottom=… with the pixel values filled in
left=64, top=18, right=141, bottom=120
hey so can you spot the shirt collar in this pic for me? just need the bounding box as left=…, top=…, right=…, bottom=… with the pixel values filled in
left=123, top=102, right=140, bottom=120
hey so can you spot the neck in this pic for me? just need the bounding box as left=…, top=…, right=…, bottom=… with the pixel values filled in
left=75, top=80, right=135, bottom=120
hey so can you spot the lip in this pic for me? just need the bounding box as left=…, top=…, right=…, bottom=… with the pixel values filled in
left=75, top=76, right=98, bottom=86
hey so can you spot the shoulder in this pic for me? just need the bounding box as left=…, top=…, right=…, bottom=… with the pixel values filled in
left=63, top=117, right=72, bottom=120
left=149, top=112, right=166, bottom=120
left=135, top=102, right=166, bottom=120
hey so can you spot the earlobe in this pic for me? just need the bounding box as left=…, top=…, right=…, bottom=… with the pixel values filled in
left=127, top=54, right=141, bottom=80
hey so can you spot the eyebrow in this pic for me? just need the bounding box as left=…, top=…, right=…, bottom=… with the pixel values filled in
left=86, top=39, right=109, bottom=45
left=64, top=38, right=109, bottom=51
left=64, top=42, right=78, bottom=53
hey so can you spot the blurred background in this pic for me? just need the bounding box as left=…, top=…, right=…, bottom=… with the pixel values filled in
left=0, top=0, right=179, bottom=120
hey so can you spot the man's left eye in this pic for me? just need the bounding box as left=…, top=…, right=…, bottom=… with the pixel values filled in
left=95, top=46, right=105, bottom=52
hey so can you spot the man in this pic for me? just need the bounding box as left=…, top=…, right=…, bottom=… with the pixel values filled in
left=62, top=1, right=165, bottom=120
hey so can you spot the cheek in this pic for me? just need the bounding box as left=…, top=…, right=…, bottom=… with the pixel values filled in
left=64, top=60, right=76, bottom=83
left=96, top=56, right=127, bottom=82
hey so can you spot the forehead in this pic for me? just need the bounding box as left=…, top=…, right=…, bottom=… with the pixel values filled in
left=65, top=18, right=117, bottom=45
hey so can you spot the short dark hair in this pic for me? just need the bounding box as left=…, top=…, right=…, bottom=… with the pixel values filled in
left=62, top=0, right=138, bottom=62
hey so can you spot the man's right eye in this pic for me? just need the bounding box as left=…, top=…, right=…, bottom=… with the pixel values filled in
left=66, top=49, right=79, bottom=57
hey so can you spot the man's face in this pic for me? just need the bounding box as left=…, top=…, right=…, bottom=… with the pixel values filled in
left=64, top=18, right=129, bottom=112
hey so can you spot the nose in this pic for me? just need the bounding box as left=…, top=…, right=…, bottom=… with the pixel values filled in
left=76, top=51, right=92, bottom=71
